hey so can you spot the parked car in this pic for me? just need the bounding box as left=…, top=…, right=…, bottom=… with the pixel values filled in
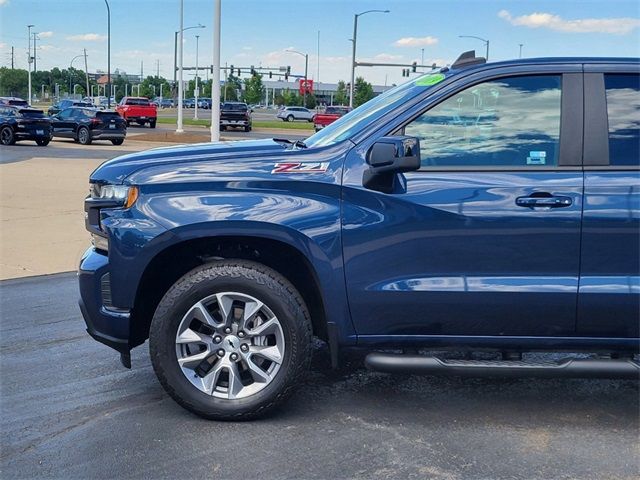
left=197, top=98, right=212, bottom=109
left=79, top=53, right=639, bottom=421
left=115, top=97, right=157, bottom=128
left=48, top=99, right=93, bottom=116
left=313, top=106, right=351, bottom=131
left=0, top=106, right=51, bottom=146
left=183, top=98, right=196, bottom=108
left=277, top=106, right=314, bottom=122
left=220, top=101, right=252, bottom=131
left=51, top=107, right=126, bottom=145
left=0, top=96, right=30, bottom=108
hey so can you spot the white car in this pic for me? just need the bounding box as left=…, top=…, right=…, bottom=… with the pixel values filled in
left=276, top=106, right=314, bottom=122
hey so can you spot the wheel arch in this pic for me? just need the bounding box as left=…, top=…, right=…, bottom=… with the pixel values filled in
left=130, top=234, right=332, bottom=349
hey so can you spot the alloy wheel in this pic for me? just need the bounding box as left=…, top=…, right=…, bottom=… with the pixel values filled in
left=175, top=291, right=285, bottom=399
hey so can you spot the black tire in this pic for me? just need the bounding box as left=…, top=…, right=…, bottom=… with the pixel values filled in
left=35, top=138, right=50, bottom=146
left=149, top=120, right=156, bottom=129
left=111, top=138, right=124, bottom=145
left=77, top=127, right=92, bottom=145
left=0, top=126, right=15, bottom=145
left=149, top=260, right=312, bottom=420
left=286, top=115, right=294, bottom=122
left=125, top=120, right=131, bottom=127
left=244, top=126, right=250, bottom=132
left=220, top=126, right=226, bottom=131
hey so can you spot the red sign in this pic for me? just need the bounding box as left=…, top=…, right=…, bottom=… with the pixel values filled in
left=299, top=79, right=314, bottom=95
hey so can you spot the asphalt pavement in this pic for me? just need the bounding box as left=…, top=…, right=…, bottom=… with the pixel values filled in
left=1, top=273, right=638, bottom=479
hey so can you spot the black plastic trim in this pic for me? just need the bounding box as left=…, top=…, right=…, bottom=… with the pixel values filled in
left=559, top=73, right=583, bottom=166
left=583, top=73, right=609, bottom=166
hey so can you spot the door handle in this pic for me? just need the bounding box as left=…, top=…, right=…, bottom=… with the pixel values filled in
left=516, top=195, right=573, bottom=208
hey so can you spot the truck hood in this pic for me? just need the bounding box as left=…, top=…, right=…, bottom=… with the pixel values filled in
left=90, top=139, right=290, bottom=184
left=90, top=138, right=350, bottom=185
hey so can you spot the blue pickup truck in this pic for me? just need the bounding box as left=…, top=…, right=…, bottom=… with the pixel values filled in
left=79, top=52, right=639, bottom=419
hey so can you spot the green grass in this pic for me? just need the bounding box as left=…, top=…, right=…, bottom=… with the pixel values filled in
left=156, top=117, right=314, bottom=130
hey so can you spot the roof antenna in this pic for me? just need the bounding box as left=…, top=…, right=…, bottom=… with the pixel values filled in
left=452, top=50, right=487, bottom=69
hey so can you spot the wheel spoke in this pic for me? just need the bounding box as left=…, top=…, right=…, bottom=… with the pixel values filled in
left=248, top=317, right=279, bottom=336
left=176, top=328, right=207, bottom=344
left=241, top=299, right=264, bottom=329
left=226, top=362, right=244, bottom=399
left=246, top=359, right=272, bottom=384
left=187, top=301, right=219, bottom=327
left=178, top=349, right=211, bottom=368
left=200, top=361, right=224, bottom=394
left=249, top=345, right=283, bottom=364
left=215, top=293, right=234, bottom=324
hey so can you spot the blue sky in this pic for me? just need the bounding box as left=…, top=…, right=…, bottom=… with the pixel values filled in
left=1, top=0, right=639, bottom=86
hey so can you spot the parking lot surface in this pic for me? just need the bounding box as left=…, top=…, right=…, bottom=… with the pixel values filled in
left=1, top=273, right=638, bottom=480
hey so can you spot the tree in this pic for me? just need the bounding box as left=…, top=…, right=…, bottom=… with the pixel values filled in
left=222, top=74, right=241, bottom=101
left=305, top=93, right=317, bottom=109
left=242, top=74, right=264, bottom=104
left=333, top=80, right=348, bottom=106
left=0, top=68, right=28, bottom=97
left=353, top=76, right=374, bottom=107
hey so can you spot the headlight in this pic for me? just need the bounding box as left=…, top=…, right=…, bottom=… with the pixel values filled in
left=90, top=184, right=138, bottom=208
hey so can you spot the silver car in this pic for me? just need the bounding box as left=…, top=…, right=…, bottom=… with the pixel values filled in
left=276, top=106, right=314, bottom=122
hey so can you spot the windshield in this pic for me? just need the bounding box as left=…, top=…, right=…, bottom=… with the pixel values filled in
left=305, top=72, right=450, bottom=147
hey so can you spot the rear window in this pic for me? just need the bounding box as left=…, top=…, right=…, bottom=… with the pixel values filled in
left=18, top=109, right=46, bottom=118
left=97, top=111, right=121, bottom=119
left=605, top=73, right=640, bottom=167
left=126, top=98, right=151, bottom=106
left=223, top=103, right=247, bottom=111
left=9, top=100, right=30, bottom=107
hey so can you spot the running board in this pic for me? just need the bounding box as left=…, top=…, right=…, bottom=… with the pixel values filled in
left=365, top=353, right=640, bottom=379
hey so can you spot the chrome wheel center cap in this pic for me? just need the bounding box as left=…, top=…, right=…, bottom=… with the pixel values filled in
left=223, top=335, right=240, bottom=352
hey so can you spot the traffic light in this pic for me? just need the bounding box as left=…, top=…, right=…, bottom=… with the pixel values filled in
left=250, top=65, right=255, bottom=75
left=412, top=61, right=417, bottom=72
left=285, top=66, right=290, bottom=81
left=230, top=65, right=234, bottom=76
left=269, top=71, right=272, bottom=79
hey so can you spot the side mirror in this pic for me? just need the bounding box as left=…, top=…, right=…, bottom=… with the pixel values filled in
left=363, top=136, right=421, bottom=193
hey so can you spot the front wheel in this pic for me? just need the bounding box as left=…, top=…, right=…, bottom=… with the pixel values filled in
left=149, top=260, right=312, bottom=420
left=286, top=115, right=294, bottom=122
left=111, top=138, right=124, bottom=145
left=35, top=138, right=50, bottom=146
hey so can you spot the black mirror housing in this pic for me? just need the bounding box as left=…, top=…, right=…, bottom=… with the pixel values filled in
left=363, top=136, right=421, bottom=193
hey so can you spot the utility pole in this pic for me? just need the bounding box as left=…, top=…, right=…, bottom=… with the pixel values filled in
left=140, top=60, right=143, bottom=82
left=104, top=0, right=111, bottom=107
left=317, top=30, right=320, bottom=84
left=156, top=59, right=160, bottom=78
left=519, top=43, right=524, bottom=59
left=194, top=34, right=199, bottom=120
left=27, top=25, right=34, bottom=105
left=11, top=46, right=14, bottom=69
left=84, top=48, right=89, bottom=98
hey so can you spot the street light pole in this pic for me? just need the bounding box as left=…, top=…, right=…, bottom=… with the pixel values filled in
left=211, top=0, right=221, bottom=142
left=285, top=49, right=309, bottom=108
left=177, top=0, right=184, bottom=133
left=519, top=43, right=523, bottom=59
left=27, top=25, right=34, bottom=105
left=194, top=34, right=199, bottom=120
left=349, top=9, right=389, bottom=108
left=459, top=35, right=489, bottom=61
left=70, top=54, right=83, bottom=97
left=104, top=0, right=111, bottom=107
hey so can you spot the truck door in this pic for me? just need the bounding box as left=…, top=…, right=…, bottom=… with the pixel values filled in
left=342, top=70, right=584, bottom=339
left=577, top=67, right=640, bottom=338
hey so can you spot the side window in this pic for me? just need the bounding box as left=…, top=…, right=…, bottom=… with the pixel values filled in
left=58, top=109, right=72, bottom=120
left=404, top=75, right=562, bottom=168
left=605, top=74, right=640, bottom=167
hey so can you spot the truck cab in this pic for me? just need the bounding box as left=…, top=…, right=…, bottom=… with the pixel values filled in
left=79, top=53, right=639, bottom=420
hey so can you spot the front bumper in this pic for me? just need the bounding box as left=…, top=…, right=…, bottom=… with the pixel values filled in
left=78, top=247, right=131, bottom=353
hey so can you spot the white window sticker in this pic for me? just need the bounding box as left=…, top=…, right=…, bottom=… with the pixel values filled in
left=527, top=151, right=547, bottom=165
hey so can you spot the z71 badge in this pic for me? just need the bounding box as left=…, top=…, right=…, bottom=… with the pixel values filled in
left=271, top=162, right=329, bottom=174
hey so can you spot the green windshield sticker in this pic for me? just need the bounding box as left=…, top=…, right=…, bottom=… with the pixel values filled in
left=415, top=73, right=445, bottom=86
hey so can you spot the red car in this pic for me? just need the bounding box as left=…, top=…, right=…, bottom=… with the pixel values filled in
left=312, top=106, right=351, bottom=131
left=116, top=97, right=157, bottom=128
